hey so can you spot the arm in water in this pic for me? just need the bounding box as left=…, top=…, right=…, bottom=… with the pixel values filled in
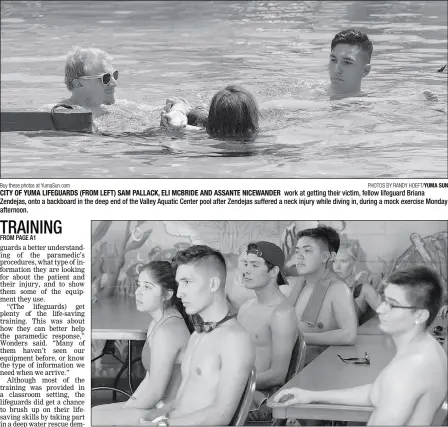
left=160, top=97, right=206, bottom=131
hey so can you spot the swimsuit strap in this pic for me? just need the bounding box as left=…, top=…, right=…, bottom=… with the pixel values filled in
left=352, top=283, right=363, bottom=299
left=147, top=312, right=183, bottom=346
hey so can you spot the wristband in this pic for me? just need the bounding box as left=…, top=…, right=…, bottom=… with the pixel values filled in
left=151, top=415, right=169, bottom=426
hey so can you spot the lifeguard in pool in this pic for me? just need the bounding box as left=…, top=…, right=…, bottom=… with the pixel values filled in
left=61, top=46, right=118, bottom=113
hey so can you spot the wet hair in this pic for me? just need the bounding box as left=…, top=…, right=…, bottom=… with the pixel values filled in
left=187, top=106, right=209, bottom=127
left=387, top=266, right=443, bottom=328
left=206, top=85, right=260, bottom=137
left=331, top=29, right=373, bottom=63
left=140, top=261, right=194, bottom=333
left=64, top=46, right=112, bottom=91
left=296, top=226, right=340, bottom=254
left=171, top=245, right=227, bottom=291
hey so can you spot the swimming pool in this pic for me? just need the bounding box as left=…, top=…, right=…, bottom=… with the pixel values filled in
left=1, top=0, right=447, bottom=178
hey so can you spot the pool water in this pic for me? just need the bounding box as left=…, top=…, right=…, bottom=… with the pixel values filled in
left=1, top=0, right=447, bottom=178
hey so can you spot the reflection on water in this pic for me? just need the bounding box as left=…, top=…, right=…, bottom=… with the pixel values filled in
left=1, top=0, right=447, bottom=178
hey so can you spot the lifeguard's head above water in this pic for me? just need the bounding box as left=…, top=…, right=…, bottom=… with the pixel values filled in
left=64, top=46, right=118, bottom=108
left=329, top=29, right=373, bottom=95
left=206, top=85, right=259, bottom=137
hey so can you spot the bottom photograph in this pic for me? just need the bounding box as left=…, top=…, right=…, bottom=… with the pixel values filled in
left=90, top=220, right=447, bottom=426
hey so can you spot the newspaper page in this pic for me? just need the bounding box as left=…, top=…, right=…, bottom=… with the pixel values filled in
left=0, top=179, right=447, bottom=427
left=1, top=1, right=448, bottom=427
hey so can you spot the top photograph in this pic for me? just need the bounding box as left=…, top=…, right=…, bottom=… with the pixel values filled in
left=1, top=0, right=447, bottom=179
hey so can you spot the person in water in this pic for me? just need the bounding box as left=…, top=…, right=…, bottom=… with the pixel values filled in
left=141, top=245, right=255, bottom=426
left=61, top=46, right=118, bottom=112
left=57, top=46, right=166, bottom=134
left=327, top=28, right=372, bottom=98
left=91, top=261, right=192, bottom=426
left=160, top=85, right=260, bottom=137
left=274, top=266, right=447, bottom=426
left=262, top=28, right=439, bottom=110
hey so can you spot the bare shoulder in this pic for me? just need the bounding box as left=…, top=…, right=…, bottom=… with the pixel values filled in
left=161, top=314, right=187, bottom=329
left=271, top=299, right=297, bottom=325
left=154, top=316, right=189, bottom=343
left=416, top=339, right=447, bottom=371
left=273, top=298, right=296, bottom=315
left=213, top=322, right=255, bottom=380
left=327, top=278, right=352, bottom=297
left=216, top=320, right=255, bottom=355
left=379, top=354, right=423, bottom=387
left=359, top=282, right=377, bottom=295
left=394, top=340, right=447, bottom=381
left=223, top=319, right=253, bottom=341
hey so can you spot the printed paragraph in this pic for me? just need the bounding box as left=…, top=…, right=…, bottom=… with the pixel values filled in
left=0, top=181, right=447, bottom=213
left=0, top=243, right=87, bottom=427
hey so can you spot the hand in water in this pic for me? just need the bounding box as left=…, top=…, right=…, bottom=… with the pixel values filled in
left=438, top=304, right=448, bottom=318
left=160, top=96, right=192, bottom=130
left=273, top=388, right=313, bottom=406
left=164, top=96, right=192, bottom=115
left=160, top=110, right=188, bottom=130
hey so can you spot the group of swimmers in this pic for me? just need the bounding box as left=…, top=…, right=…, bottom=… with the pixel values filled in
left=91, top=225, right=447, bottom=426
left=58, top=29, right=440, bottom=137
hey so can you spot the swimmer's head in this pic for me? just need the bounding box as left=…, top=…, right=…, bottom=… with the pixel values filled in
left=328, top=29, right=372, bottom=95
left=172, top=245, right=227, bottom=315
left=206, top=85, right=259, bottom=137
left=65, top=46, right=117, bottom=107
left=295, top=226, right=340, bottom=276
left=377, top=266, right=443, bottom=331
left=136, top=261, right=194, bottom=333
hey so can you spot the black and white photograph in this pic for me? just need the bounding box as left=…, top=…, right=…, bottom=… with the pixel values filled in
left=1, top=1, right=447, bottom=178
left=90, top=220, right=447, bottom=425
